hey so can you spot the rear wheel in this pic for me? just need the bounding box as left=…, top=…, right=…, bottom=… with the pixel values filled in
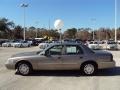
left=20, top=44, right=23, bottom=48
left=17, top=63, right=32, bottom=76
left=81, top=63, right=97, bottom=75
left=28, top=44, right=30, bottom=47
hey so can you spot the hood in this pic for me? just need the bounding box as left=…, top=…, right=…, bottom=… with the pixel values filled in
left=11, top=50, right=42, bottom=58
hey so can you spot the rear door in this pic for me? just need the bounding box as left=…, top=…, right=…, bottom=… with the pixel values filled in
left=61, top=45, right=84, bottom=70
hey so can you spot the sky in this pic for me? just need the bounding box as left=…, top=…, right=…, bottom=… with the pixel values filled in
left=0, top=0, right=120, bottom=31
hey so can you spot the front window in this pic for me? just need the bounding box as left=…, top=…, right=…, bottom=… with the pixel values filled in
left=48, top=45, right=63, bottom=55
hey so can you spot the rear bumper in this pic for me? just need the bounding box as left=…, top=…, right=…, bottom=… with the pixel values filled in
left=98, top=60, right=115, bottom=69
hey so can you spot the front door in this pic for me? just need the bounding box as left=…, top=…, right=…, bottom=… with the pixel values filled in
left=38, top=45, right=64, bottom=70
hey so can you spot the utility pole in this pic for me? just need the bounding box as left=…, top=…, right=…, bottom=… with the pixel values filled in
left=35, top=21, right=39, bottom=38
left=115, top=0, right=117, bottom=42
left=91, top=18, right=96, bottom=41
left=20, top=3, right=29, bottom=41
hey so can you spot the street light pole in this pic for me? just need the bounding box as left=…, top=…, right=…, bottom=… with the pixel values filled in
left=35, top=21, right=39, bottom=38
left=21, top=4, right=28, bottom=41
left=91, top=18, right=96, bottom=41
left=59, top=29, right=62, bottom=42
left=115, top=0, right=117, bottom=42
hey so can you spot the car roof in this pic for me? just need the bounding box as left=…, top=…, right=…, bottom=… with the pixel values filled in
left=42, top=42, right=94, bottom=54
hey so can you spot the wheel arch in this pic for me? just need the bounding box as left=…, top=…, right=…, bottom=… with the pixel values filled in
left=80, top=60, right=98, bottom=69
left=15, top=60, right=33, bottom=70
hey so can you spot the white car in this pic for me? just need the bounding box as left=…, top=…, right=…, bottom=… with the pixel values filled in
left=117, top=41, right=120, bottom=50
left=88, top=41, right=101, bottom=50
left=106, top=41, right=118, bottom=50
left=2, top=40, right=18, bottom=47
left=97, top=41, right=106, bottom=49
left=38, top=43, right=49, bottom=50
left=13, top=41, right=31, bottom=48
left=2, top=41, right=15, bottom=47
left=2, top=42, right=11, bottom=47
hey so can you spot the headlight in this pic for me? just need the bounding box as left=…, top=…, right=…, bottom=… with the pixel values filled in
left=107, top=46, right=110, bottom=48
left=7, top=58, right=14, bottom=64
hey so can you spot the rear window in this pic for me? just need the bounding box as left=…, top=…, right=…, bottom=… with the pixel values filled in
left=65, top=45, right=83, bottom=55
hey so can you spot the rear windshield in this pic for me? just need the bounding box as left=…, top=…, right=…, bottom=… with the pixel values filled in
left=81, top=44, right=94, bottom=53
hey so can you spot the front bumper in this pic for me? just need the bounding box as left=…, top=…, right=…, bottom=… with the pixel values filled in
left=98, top=60, right=116, bottom=69
left=5, top=60, right=15, bottom=70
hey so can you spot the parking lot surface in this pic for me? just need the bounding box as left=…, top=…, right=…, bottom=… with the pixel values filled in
left=0, top=47, right=120, bottom=90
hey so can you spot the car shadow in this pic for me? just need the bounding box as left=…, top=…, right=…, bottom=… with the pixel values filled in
left=15, top=67, right=120, bottom=77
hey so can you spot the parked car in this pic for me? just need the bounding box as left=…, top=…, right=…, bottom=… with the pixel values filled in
left=13, top=41, right=31, bottom=48
left=63, top=39, right=84, bottom=44
left=97, top=41, right=106, bottom=49
left=32, top=39, right=43, bottom=46
left=106, top=41, right=118, bottom=50
left=88, top=41, right=101, bottom=50
left=5, top=43, right=115, bottom=76
left=117, top=41, right=120, bottom=50
left=2, top=42, right=11, bottom=47
left=2, top=40, right=17, bottom=47
left=0, top=40, right=6, bottom=47
left=38, top=42, right=49, bottom=50
left=51, top=39, right=59, bottom=43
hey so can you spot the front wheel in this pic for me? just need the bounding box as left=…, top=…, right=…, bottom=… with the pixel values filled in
left=81, top=63, right=97, bottom=75
left=17, top=63, right=32, bottom=76
left=28, top=44, right=31, bottom=47
left=20, top=44, right=23, bottom=48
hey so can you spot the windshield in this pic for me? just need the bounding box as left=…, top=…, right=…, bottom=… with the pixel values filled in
left=107, top=42, right=117, bottom=44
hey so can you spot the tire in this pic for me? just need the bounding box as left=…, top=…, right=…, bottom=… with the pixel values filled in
left=81, top=62, right=97, bottom=76
left=17, top=63, right=32, bottom=76
left=20, top=44, right=23, bottom=48
left=28, top=44, right=30, bottom=47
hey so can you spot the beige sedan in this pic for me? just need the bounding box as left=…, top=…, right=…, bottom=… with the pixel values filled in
left=5, top=43, right=115, bottom=76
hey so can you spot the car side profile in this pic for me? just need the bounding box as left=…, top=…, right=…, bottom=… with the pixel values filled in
left=5, top=43, right=115, bottom=76
left=106, top=41, right=118, bottom=50
left=13, top=40, right=31, bottom=48
left=88, top=41, right=101, bottom=50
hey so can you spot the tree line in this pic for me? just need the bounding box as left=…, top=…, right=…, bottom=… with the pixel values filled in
left=0, top=17, right=120, bottom=41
